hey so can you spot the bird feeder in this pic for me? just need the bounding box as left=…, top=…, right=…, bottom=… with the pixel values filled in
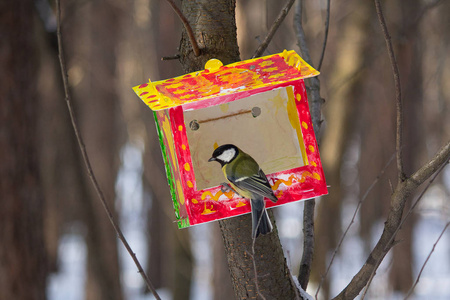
left=133, top=50, right=327, bottom=229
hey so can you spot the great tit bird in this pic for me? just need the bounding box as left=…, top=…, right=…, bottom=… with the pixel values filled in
left=208, top=144, right=278, bottom=238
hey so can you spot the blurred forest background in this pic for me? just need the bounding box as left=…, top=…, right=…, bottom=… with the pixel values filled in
left=1, top=0, right=449, bottom=299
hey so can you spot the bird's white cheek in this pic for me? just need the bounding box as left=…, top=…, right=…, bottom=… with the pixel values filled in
left=217, top=149, right=236, bottom=162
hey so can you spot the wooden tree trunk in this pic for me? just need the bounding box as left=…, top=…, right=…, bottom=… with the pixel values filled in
left=0, top=2, right=47, bottom=299
left=179, top=1, right=299, bottom=298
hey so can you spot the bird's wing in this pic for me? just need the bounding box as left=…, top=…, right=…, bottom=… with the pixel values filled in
left=229, top=168, right=278, bottom=202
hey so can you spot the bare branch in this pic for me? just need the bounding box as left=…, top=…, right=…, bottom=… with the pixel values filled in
left=293, top=1, right=325, bottom=291
left=387, top=155, right=449, bottom=251
left=294, top=0, right=324, bottom=138
left=361, top=151, right=449, bottom=297
left=298, top=199, right=315, bottom=290
left=161, top=54, right=181, bottom=61
left=316, top=153, right=395, bottom=298
left=333, top=141, right=450, bottom=300
left=55, top=2, right=161, bottom=299
left=164, top=0, right=201, bottom=57
left=405, top=222, right=450, bottom=300
left=317, top=0, right=331, bottom=71
left=410, top=141, right=450, bottom=185
left=252, top=0, right=296, bottom=58
left=250, top=213, right=267, bottom=300
left=374, top=0, right=404, bottom=181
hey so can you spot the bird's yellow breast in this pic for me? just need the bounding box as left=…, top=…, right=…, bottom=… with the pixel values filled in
left=221, top=165, right=253, bottom=199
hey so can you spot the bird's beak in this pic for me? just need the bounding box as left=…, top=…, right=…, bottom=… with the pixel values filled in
left=208, top=157, right=216, bottom=162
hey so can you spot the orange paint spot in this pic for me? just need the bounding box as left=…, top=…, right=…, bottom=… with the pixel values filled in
left=201, top=203, right=216, bottom=215
left=313, top=172, right=321, bottom=180
left=311, top=161, right=317, bottom=167
left=201, top=190, right=234, bottom=201
left=235, top=201, right=247, bottom=208
left=271, top=175, right=298, bottom=190
left=184, top=163, right=191, bottom=171
left=187, top=181, right=193, bottom=188
left=302, top=121, right=308, bottom=129
left=296, top=94, right=301, bottom=102
left=308, top=145, right=315, bottom=153
left=178, top=125, right=183, bottom=131
left=182, top=144, right=186, bottom=150
left=191, top=198, right=198, bottom=204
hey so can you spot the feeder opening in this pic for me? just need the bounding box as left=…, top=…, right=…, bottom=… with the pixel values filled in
left=183, top=86, right=307, bottom=190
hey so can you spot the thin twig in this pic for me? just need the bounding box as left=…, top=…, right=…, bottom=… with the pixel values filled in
left=298, top=199, right=315, bottom=290
left=294, top=0, right=323, bottom=138
left=361, top=160, right=449, bottom=299
left=384, top=160, right=449, bottom=252
left=374, top=0, right=404, bottom=181
left=252, top=0, right=296, bottom=58
left=164, top=0, right=201, bottom=57
left=315, top=153, right=395, bottom=299
left=293, top=0, right=322, bottom=292
left=317, top=0, right=331, bottom=71
left=161, top=54, right=181, bottom=61
left=55, top=2, right=161, bottom=299
left=405, top=221, right=450, bottom=300
left=249, top=211, right=267, bottom=300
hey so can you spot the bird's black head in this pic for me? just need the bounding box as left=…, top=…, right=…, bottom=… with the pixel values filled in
left=208, top=144, right=239, bottom=166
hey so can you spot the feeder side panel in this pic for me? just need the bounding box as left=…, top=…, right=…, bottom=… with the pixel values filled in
left=156, top=110, right=190, bottom=227
left=168, top=106, right=197, bottom=228
left=154, top=111, right=180, bottom=219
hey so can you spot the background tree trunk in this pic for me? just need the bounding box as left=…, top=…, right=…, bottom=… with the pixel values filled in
left=0, top=2, right=48, bottom=299
left=62, top=1, right=125, bottom=299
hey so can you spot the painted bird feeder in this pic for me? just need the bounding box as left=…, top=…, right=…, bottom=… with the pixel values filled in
left=133, top=50, right=328, bottom=229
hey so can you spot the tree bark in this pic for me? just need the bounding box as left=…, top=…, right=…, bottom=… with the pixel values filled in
left=0, top=2, right=47, bottom=299
left=179, top=0, right=300, bottom=298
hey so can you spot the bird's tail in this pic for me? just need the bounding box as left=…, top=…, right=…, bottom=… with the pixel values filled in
left=251, top=197, right=273, bottom=239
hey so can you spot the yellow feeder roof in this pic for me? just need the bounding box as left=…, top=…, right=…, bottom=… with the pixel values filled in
left=133, top=50, right=319, bottom=111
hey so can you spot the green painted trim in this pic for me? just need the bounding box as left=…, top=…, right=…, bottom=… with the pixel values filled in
left=153, top=111, right=181, bottom=220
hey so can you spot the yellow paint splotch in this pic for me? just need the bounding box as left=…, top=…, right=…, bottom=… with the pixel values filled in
left=259, top=60, right=274, bottom=67
left=176, top=181, right=185, bottom=205
left=220, top=103, right=229, bottom=113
